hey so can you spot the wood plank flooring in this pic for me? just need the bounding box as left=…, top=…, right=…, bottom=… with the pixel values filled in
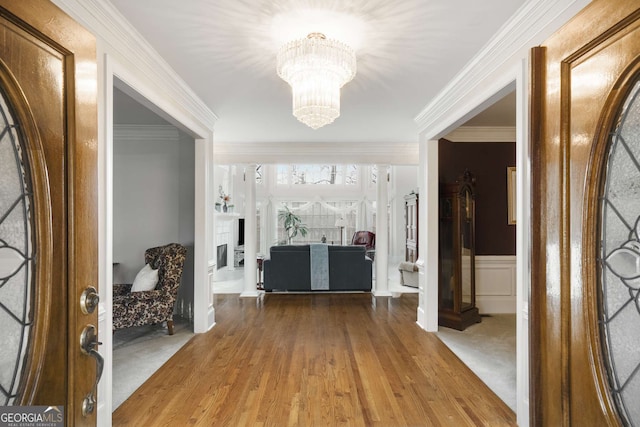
left=112, top=293, right=516, bottom=426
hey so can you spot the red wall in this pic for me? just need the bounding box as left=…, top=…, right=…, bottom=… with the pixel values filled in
left=439, top=139, right=516, bottom=255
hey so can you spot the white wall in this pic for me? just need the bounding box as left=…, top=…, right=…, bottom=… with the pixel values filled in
left=113, top=124, right=195, bottom=317
left=113, top=125, right=179, bottom=280
left=476, top=256, right=517, bottom=313
left=212, top=164, right=241, bottom=273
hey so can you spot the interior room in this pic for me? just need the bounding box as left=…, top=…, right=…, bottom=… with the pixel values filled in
left=110, top=85, right=197, bottom=408
left=210, top=163, right=421, bottom=294
left=111, top=89, right=518, bottom=411
left=436, top=91, right=517, bottom=410
left=9, top=0, right=635, bottom=425
left=102, top=1, right=527, bottom=421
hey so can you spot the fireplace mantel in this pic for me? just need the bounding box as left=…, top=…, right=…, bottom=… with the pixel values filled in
left=213, top=213, right=241, bottom=281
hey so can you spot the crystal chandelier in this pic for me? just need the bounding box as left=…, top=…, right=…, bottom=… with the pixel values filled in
left=277, top=33, right=357, bottom=129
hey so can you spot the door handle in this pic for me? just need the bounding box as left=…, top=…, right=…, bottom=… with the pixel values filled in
left=80, top=324, right=103, bottom=417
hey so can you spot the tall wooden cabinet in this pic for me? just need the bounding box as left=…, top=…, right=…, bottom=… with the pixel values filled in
left=404, top=193, right=418, bottom=262
left=438, top=171, right=481, bottom=330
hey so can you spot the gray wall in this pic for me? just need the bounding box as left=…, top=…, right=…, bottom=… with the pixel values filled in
left=176, top=131, right=195, bottom=318
left=113, top=124, right=195, bottom=320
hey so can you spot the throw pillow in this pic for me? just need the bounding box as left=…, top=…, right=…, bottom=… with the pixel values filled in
left=131, top=263, right=159, bottom=292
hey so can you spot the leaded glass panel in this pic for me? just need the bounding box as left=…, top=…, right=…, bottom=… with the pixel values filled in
left=0, top=88, right=34, bottom=405
left=601, top=79, right=640, bottom=426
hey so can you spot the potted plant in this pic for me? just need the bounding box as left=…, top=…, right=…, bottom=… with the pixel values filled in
left=278, top=206, right=308, bottom=244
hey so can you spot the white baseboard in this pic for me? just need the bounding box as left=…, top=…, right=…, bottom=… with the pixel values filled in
left=476, top=255, right=516, bottom=314
left=416, top=306, right=426, bottom=330
left=207, top=307, right=216, bottom=332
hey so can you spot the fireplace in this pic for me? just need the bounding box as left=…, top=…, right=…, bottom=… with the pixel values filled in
left=216, top=244, right=227, bottom=269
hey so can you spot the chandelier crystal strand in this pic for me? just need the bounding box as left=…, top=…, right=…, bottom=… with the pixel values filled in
left=277, top=33, right=356, bottom=129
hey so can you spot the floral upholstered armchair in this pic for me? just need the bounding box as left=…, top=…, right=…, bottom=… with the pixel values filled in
left=112, top=243, right=187, bottom=335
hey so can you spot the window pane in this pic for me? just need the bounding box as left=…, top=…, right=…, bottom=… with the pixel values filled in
left=255, top=164, right=262, bottom=185
left=276, top=165, right=289, bottom=185
left=277, top=201, right=357, bottom=244
left=276, top=164, right=358, bottom=186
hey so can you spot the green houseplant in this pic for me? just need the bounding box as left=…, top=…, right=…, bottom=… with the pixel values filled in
left=278, top=206, right=308, bottom=244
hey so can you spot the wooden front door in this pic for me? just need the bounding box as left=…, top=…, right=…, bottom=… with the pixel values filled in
left=531, top=0, right=640, bottom=425
left=0, top=1, right=98, bottom=425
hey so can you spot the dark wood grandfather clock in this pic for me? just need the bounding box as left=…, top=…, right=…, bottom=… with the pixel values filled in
left=438, top=170, right=481, bottom=330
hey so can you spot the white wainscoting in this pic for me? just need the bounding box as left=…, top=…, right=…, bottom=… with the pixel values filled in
left=475, top=255, right=516, bottom=314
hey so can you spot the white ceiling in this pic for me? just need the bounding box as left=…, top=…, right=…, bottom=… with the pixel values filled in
left=109, top=0, right=524, bottom=143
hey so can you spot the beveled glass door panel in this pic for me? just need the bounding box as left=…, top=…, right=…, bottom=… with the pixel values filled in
left=0, top=2, right=97, bottom=421
left=600, top=78, right=640, bottom=427
left=530, top=1, right=640, bottom=423
left=0, top=86, right=33, bottom=406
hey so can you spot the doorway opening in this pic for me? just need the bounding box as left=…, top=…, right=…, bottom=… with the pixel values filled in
left=110, top=82, right=196, bottom=408
left=434, top=90, right=518, bottom=411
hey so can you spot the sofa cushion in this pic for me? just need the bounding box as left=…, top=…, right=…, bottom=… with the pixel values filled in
left=264, top=245, right=311, bottom=291
left=328, top=246, right=372, bottom=291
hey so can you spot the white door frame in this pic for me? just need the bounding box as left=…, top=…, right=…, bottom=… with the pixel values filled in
left=414, top=3, right=591, bottom=424
left=97, top=52, right=215, bottom=425
left=49, top=1, right=217, bottom=424
left=416, top=67, right=527, bottom=426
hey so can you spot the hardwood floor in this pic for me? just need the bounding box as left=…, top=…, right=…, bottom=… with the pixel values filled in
left=113, top=293, right=516, bottom=426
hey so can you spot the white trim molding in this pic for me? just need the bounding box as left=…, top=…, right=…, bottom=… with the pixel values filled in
left=52, top=0, right=217, bottom=133
left=414, top=0, right=591, bottom=139
left=443, top=126, right=516, bottom=143
left=475, top=255, right=517, bottom=314
left=213, top=141, right=419, bottom=165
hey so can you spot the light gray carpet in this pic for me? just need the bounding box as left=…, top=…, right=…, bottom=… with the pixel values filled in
left=112, top=319, right=194, bottom=409
left=435, top=314, right=516, bottom=411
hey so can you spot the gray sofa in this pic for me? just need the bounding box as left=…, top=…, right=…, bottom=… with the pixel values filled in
left=263, top=245, right=372, bottom=292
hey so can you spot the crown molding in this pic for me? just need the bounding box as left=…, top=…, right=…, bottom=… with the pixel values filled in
left=114, top=124, right=179, bottom=142
left=52, top=0, right=217, bottom=132
left=213, top=141, right=419, bottom=165
left=414, top=0, right=590, bottom=138
left=443, top=126, right=516, bottom=143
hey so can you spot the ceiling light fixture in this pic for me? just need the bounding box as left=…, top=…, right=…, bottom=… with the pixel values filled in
left=276, top=32, right=356, bottom=130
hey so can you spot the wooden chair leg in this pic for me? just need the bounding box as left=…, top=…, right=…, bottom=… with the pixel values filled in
left=167, top=320, right=174, bottom=335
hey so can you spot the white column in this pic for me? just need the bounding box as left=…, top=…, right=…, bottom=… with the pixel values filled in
left=374, top=164, right=391, bottom=296
left=259, top=198, right=270, bottom=256
left=515, top=57, right=531, bottom=427
left=416, top=138, right=438, bottom=331
left=357, top=198, right=365, bottom=232
left=194, top=132, right=216, bottom=331
left=241, top=164, right=258, bottom=297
